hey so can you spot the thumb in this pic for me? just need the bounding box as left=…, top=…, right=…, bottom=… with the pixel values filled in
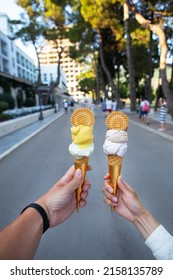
left=66, top=168, right=83, bottom=192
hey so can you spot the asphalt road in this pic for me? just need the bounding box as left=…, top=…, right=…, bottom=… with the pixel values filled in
left=1, top=108, right=173, bottom=260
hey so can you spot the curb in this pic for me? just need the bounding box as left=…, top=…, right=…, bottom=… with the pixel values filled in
left=0, top=111, right=64, bottom=161
left=129, top=119, right=173, bottom=142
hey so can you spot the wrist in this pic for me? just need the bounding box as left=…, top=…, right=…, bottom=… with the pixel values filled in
left=134, top=209, right=160, bottom=240
left=21, top=202, right=50, bottom=234
left=35, top=198, right=50, bottom=221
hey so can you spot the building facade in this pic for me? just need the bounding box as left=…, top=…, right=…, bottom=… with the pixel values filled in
left=39, top=38, right=84, bottom=101
left=0, top=13, right=36, bottom=106
left=0, top=13, right=36, bottom=83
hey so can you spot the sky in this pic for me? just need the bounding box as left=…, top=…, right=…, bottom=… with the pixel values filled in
left=0, top=0, right=37, bottom=61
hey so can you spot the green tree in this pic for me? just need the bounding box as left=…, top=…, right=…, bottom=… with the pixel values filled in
left=65, top=2, right=101, bottom=100
left=77, top=73, right=96, bottom=100
left=80, top=0, right=126, bottom=107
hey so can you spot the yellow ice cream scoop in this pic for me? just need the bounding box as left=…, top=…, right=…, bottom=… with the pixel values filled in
left=71, top=125, right=93, bottom=149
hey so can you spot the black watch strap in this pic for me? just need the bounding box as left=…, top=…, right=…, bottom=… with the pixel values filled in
left=21, top=203, right=49, bottom=234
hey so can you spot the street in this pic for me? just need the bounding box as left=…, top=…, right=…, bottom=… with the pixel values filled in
left=0, top=107, right=173, bottom=260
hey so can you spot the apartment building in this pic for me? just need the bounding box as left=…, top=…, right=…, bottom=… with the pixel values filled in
left=0, top=13, right=36, bottom=84
left=0, top=13, right=37, bottom=108
left=0, top=13, right=71, bottom=109
left=39, top=38, right=84, bottom=101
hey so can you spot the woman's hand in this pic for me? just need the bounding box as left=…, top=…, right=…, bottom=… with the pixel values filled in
left=103, top=174, right=147, bottom=223
left=103, top=174, right=160, bottom=239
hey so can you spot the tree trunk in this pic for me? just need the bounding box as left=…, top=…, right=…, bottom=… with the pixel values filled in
left=95, top=62, right=100, bottom=102
left=99, top=35, right=122, bottom=108
left=145, top=14, right=154, bottom=102
left=128, top=1, right=173, bottom=118
left=124, top=3, right=136, bottom=111
left=99, top=64, right=108, bottom=100
left=170, top=55, right=173, bottom=87
left=93, top=53, right=100, bottom=102
left=154, top=81, right=162, bottom=112
left=34, top=43, right=43, bottom=119
left=160, top=69, right=173, bottom=118
left=56, top=46, right=63, bottom=87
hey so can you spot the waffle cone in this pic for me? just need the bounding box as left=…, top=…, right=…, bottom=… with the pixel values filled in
left=71, top=108, right=95, bottom=127
left=105, top=112, right=128, bottom=211
left=106, top=111, right=128, bottom=130
left=74, top=156, right=88, bottom=211
left=108, top=154, right=122, bottom=211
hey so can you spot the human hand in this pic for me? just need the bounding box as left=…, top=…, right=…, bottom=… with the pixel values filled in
left=103, top=174, right=147, bottom=223
left=37, top=165, right=91, bottom=227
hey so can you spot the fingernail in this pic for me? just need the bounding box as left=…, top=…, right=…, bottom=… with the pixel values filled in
left=108, top=187, right=113, bottom=193
left=112, top=196, right=118, bottom=202
left=75, top=169, right=82, bottom=178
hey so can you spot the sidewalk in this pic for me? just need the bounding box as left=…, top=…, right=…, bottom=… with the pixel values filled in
left=123, top=107, right=173, bottom=142
left=0, top=109, right=64, bottom=161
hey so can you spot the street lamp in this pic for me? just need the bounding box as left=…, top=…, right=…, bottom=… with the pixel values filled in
left=38, top=89, right=44, bottom=120
left=34, top=68, right=43, bottom=120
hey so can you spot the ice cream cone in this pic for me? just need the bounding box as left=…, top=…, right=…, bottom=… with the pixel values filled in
left=70, top=108, right=95, bottom=211
left=74, top=156, right=88, bottom=211
left=108, top=154, right=122, bottom=211
left=105, top=111, right=128, bottom=211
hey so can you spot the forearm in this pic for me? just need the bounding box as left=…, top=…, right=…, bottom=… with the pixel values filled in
left=134, top=209, right=160, bottom=240
left=0, top=208, right=43, bottom=259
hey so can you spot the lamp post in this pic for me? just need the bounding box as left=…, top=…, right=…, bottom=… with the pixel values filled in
left=38, top=89, right=43, bottom=120
left=35, top=67, right=43, bottom=120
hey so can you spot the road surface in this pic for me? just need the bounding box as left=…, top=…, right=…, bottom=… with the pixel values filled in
left=0, top=108, right=173, bottom=260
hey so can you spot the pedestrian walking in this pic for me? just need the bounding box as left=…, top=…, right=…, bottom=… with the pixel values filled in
left=105, top=98, right=112, bottom=116
left=140, top=97, right=150, bottom=124
left=158, top=98, right=167, bottom=131
left=63, top=100, right=68, bottom=114
left=70, top=100, right=74, bottom=113
left=112, top=99, right=117, bottom=111
left=101, top=100, right=106, bottom=114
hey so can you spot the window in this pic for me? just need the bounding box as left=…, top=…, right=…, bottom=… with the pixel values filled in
left=43, top=73, right=47, bottom=82
left=50, top=73, right=53, bottom=82
left=11, top=41, right=13, bottom=52
left=12, top=58, right=15, bottom=68
left=16, top=52, right=20, bottom=64
left=18, top=67, right=21, bottom=77
left=21, top=56, right=24, bottom=66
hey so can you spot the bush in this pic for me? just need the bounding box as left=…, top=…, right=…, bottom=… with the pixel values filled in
left=0, top=113, right=12, bottom=122
left=0, top=101, right=8, bottom=113
left=3, top=94, right=15, bottom=109
left=0, top=94, right=15, bottom=109
left=23, top=98, right=36, bottom=107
